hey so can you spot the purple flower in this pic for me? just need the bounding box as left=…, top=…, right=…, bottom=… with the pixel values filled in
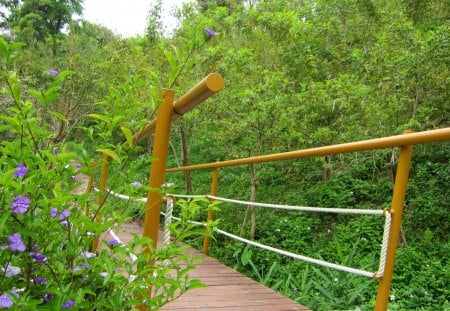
left=13, top=164, right=28, bottom=178
left=59, top=209, right=71, bottom=220
left=8, top=233, right=26, bottom=252
left=43, top=293, right=53, bottom=302
left=204, top=28, right=216, bottom=36
left=73, top=266, right=81, bottom=272
left=10, top=196, right=31, bottom=214
left=131, top=181, right=143, bottom=187
left=60, top=220, right=69, bottom=227
left=47, top=69, right=59, bottom=76
left=50, top=208, right=58, bottom=218
left=62, top=299, right=75, bottom=309
left=82, top=263, right=90, bottom=269
left=30, top=252, right=47, bottom=263
left=81, top=251, right=96, bottom=259
left=108, top=239, right=119, bottom=247
left=0, top=293, right=13, bottom=308
left=3, top=265, right=21, bottom=278
left=33, top=277, right=47, bottom=284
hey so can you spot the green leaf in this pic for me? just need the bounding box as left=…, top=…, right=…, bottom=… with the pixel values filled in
left=50, top=111, right=68, bottom=123
left=121, top=126, right=133, bottom=148
left=241, top=246, right=252, bottom=266
left=11, top=82, right=21, bottom=102
left=27, top=89, right=45, bottom=103
left=97, top=148, right=121, bottom=163
left=0, top=116, right=19, bottom=127
left=111, top=115, right=125, bottom=128
left=87, top=114, right=110, bottom=124
left=0, top=38, right=9, bottom=58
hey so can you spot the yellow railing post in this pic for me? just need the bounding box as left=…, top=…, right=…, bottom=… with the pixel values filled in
left=375, top=131, right=414, bottom=310
left=202, top=167, right=220, bottom=255
left=142, top=89, right=175, bottom=251
left=92, top=154, right=110, bottom=253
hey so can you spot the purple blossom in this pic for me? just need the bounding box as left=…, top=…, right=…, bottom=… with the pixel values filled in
left=82, top=263, right=90, bottom=269
left=108, top=239, right=119, bottom=247
left=47, top=69, right=59, bottom=76
left=43, top=293, right=53, bottom=302
left=59, top=209, right=71, bottom=220
left=8, top=233, right=26, bottom=252
left=60, top=220, right=69, bottom=227
left=10, top=196, right=31, bottom=214
left=62, top=299, right=75, bottom=309
left=30, top=252, right=47, bottom=263
left=73, top=266, right=81, bottom=272
left=13, top=164, right=28, bottom=178
left=204, top=28, right=216, bottom=36
left=50, top=208, right=58, bottom=218
left=81, top=251, right=96, bottom=259
left=131, top=181, right=143, bottom=187
left=3, top=265, right=21, bottom=278
left=33, top=277, right=47, bottom=285
left=0, top=293, right=13, bottom=308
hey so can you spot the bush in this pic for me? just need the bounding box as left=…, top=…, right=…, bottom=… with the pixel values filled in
left=0, top=39, right=207, bottom=310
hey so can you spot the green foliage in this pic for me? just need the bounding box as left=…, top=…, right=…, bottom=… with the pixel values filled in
left=0, top=39, right=210, bottom=310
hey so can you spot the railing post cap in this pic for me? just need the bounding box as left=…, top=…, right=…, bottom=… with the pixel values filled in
left=205, top=73, right=224, bottom=92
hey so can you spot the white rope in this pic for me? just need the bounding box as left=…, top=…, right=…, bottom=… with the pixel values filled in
left=374, top=210, right=392, bottom=279
left=167, top=194, right=207, bottom=199
left=206, top=195, right=385, bottom=216
left=93, top=187, right=147, bottom=202
left=163, top=197, right=174, bottom=246
left=215, top=228, right=374, bottom=278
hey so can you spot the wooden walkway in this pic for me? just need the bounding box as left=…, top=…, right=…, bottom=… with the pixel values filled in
left=112, top=223, right=309, bottom=311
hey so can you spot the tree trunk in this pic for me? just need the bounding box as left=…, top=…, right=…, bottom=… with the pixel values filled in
left=322, top=155, right=332, bottom=180
left=179, top=122, right=192, bottom=193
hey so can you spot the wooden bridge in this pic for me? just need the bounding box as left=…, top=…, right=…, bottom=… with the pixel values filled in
left=111, top=223, right=309, bottom=311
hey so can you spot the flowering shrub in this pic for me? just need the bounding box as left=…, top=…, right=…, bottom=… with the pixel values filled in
left=0, top=38, right=208, bottom=310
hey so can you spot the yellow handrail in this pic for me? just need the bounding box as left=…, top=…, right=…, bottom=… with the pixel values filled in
left=166, top=128, right=450, bottom=172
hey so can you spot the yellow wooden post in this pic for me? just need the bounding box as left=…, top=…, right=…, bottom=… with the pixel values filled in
left=142, top=89, right=175, bottom=251
left=92, top=154, right=110, bottom=253
left=375, top=131, right=414, bottom=310
left=202, top=167, right=220, bottom=255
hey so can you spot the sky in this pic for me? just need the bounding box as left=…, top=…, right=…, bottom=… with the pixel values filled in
left=82, top=0, right=190, bottom=37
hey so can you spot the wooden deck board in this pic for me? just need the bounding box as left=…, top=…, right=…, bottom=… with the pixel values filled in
left=109, top=224, right=309, bottom=311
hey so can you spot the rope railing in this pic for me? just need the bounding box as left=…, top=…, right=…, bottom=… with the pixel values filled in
left=206, top=195, right=385, bottom=215
left=112, top=190, right=391, bottom=278
left=169, top=193, right=391, bottom=279
left=100, top=188, right=391, bottom=279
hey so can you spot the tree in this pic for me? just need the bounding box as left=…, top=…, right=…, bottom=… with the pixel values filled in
left=0, top=0, right=83, bottom=46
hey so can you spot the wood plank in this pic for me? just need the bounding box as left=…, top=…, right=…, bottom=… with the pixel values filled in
left=109, top=224, right=309, bottom=311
